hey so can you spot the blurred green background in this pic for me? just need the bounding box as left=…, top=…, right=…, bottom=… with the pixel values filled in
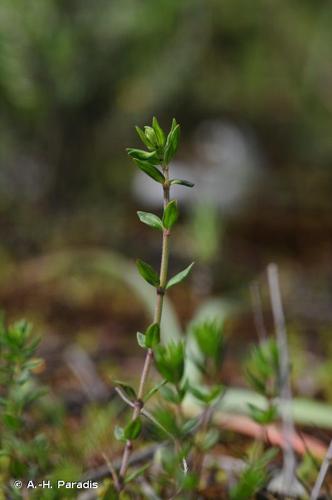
left=1, top=0, right=332, bottom=385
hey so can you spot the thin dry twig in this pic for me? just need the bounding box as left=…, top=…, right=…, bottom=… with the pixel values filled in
left=311, top=440, right=332, bottom=500
left=102, top=452, right=120, bottom=491
left=267, top=264, right=296, bottom=485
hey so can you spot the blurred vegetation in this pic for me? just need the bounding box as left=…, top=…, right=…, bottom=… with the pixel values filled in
left=1, top=0, right=332, bottom=259
left=1, top=2, right=332, bottom=497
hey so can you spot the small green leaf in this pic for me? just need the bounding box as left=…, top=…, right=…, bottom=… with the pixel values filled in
left=170, top=117, right=177, bottom=133
left=152, top=406, right=180, bottom=438
left=164, top=121, right=180, bottom=164
left=193, top=320, right=224, bottom=371
left=181, top=417, right=199, bottom=436
left=154, top=342, right=185, bottom=384
left=135, top=126, right=154, bottom=150
left=114, top=381, right=137, bottom=400
left=137, top=211, right=163, bottom=231
left=134, top=159, right=165, bottom=183
left=137, top=331, right=146, bottom=349
left=152, top=117, right=165, bottom=147
left=248, top=403, right=279, bottom=425
left=160, top=385, right=181, bottom=404
left=145, top=323, right=160, bottom=348
left=201, top=429, right=220, bottom=451
left=144, top=379, right=167, bottom=402
left=114, top=425, right=125, bottom=442
left=127, top=148, right=159, bottom=164
left=124, top=418, right=142, bottom=440
left=163, top=200, right=179, bottom=230
left=189, top=385, right=223, bottom=404
left=144, top=126, right=158, bottom=148
left=124, top=463, right=150, bottom=484
left=170, top=179, right=195, bottom=188
left=136, top=259, right=160, bottom=287
left=166, top=262, right=194, bottom=289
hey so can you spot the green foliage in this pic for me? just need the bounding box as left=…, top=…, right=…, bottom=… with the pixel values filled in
left=114, top=381, right=136, bottom=401
left=114, top=118, right=285, bottom=497
left=246, top=339, right=279, bottom=399
left=229, top=448, right=277, bottom=500
left=132, top=117, right=181, bottom=170
left=170, top=178, right=195, bottom=188
left=166, top=262, right=195, bottom=289
left=192, top=319, right=224, bottom=376
left=137, top=323, right=161, bottom=349
left=154, top=341, right=185, bottom=384
left=136, top=259, right=160, bottom=287
left=150, top=405, right=181, bottom=440
left=189, top=384, right=223, bottom=405
left=248, top=402, right=278, bottom=425
left=0, top=317, right=49, bottom=493
left=144, top=379, right=167, bottom=403
left=164, top=119, right=180, bottom=164
left=124, top=418, right=142, bottom=440
left=137, top=211, right=163, bottom=231
left=245, top=339, right=280, bottom=426
left=133, top=159, right=165, bottom=183
left=144, top=323, right=160, bottom=348
left=126, top=148, right=159, bottom=164
left=115, top=417, right=143, bottom=442
left=124, top=463, right=150, bottom=485
left=152, top=116, right=166, bottom=148
left=163, top=200, right=179, bottom=230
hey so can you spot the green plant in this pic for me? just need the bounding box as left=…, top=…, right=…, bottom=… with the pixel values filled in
left=112, top=117, right=195, bottom=493
left=246, top=338, right=280, bottom=426
left=229, top=446, right=277, bottom=500
left=0, top=316, right=49, bottom=497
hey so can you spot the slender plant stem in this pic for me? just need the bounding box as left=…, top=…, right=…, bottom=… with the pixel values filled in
left=119, top=166, right=171, bottom=483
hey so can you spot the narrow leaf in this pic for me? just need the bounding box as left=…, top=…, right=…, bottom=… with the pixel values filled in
left=136, top=259, right=160, bottom=287
left=166, top=262, right=195, bottom=290
left=114, top=381, right=136, bottom=400
left=114, top=425, right=125, bottom=442
left=127, top=148, right=159, bottom=164
left=137, top=211, right=163, bottom=231
left=170, top=178, right=195, bottom=188
left=144, top=379, right=167, bottom=403
left=134, top=159, right=165, bottom=183
left=164, top=122, right=180, bottom=164
left=145, top=323, right=160, bottom=348
left=170, top=118, right=177, bottom=133
left=160, top=385, right=181, bottom=404
left=135, top=126, right=154, bottom=150
left=152, top=116, right=165, bottom=147
left=124, top=418, right=142, bottom=440
left=124, top=463, right=150, bottom=484
left=144, top=126, right=157, bottom=148
left=201, top=429, right=220, bottom=451
left=137, top=331, right=146, bottom=349
left=163, top=200, right=179, bottom=230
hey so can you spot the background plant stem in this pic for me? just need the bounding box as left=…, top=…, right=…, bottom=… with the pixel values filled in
left=119, top=166, right=170, bottom=483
